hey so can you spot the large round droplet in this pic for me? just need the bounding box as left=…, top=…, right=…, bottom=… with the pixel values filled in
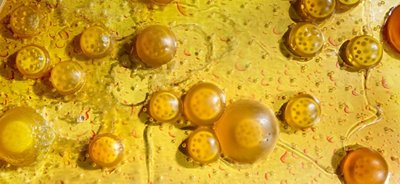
left=0, top=107, right=51, bottom=166
left=214, top=100, right=279, bottom=163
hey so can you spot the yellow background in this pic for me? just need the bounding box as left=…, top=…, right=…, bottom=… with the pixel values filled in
left=0, top=0, right=399, bottom=183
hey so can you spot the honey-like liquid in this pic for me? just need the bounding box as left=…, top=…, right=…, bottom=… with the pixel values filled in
left=0, top=0, right=399, bottom=183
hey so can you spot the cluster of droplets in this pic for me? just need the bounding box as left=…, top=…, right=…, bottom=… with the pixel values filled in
left=146, top=83, right=327, bottom=164
left=0, top=0, right=179, bottom=169
left=284, top=1, right=389, bottom=183
left=285, top=0, right=384, bottom=72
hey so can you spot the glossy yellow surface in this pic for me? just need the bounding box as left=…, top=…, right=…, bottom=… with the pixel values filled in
left=0, top=107, right=48, bottom=166
left=214, top=100, right=279, bottom=163
left=88, top=133, right=124, bottom=168
left=186, top=128, right=220, bottom=164
left=343, top=35, right=383, bottom=70
left=50, top=61, right=85, bottom=95
left=297, top=0, right=336, bottom=21
left=183, top=82, right=226, bottom=126
left=0, top=0, right=399, bottom=183
left=149, top=91, right=182, bottom=123
left=9, top=5, right=45, bottom=38
left=340, top=147, right=388, bottom=184
left=80, top=25, right=113, bottom=59
left=16, top=45, right=50, bottom=79
left=286, top=23, right=325, bottom=58
left=135, top=25, right=177, bottom=68
left=284, top=94, right=321, bottom=129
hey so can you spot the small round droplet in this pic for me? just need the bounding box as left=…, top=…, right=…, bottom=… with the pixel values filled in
left=88, top=133, right=124, bottom=168
left=135, top=25, right=177, bottom=68
left=296, top=0, right=336, bottom=21
left=187, top=128, right=220, bottom=164
left=10, top=5, right=46, bottom=38
left=16, top=45, right=51, bottom=79
left=183, top=82, right=226, bottom=126
left=50, top=61, right=86, bottom=95
left=149, top=91, right=182, bottom=123
left=284, top=94, right=321, bottom=129
left=286, top=23, right=325, bottom=58
left=342, top=35, right=383, bottom=70
left=80, top=25, right=113, bottom=58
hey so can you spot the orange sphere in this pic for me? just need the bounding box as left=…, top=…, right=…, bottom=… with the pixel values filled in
left=340, top=147, right=388, bottom=184
left=136, top=25, right=177, bottom=68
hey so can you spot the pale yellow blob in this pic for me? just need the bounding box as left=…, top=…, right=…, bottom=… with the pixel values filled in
left=0, top=107, right=49, bottom=166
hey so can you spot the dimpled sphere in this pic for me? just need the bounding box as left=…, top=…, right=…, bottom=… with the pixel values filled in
left=10, top=5, right=45, bottom=38
left=149, top=91, right=182, bottom=123
left=298, top=0, right=336, bottom=20
left=183, top=82, right=226, bottom=126
left=150, top=0, right=173, bottom=5
left=214, top=100, right=279, bottom=163
left=50, top=61, right=85, bottom=95
left=136, top=25, right=177, bottom=68
left=287, top=23, right=325, bottom=58
left=0, top=107, right=46, bottom=166
left=344, top=35, right=383, bottom=70
left=341, top=147, right=388, bottom=184
left=16, top=45, right=51, bottom=79
left=284, top=94, right=321, bottom=129
left=89, top=133, right=124, bottom=168
left=187, top=128, right=220, bottom=164
left=80, top=26, right=113, bottom=58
